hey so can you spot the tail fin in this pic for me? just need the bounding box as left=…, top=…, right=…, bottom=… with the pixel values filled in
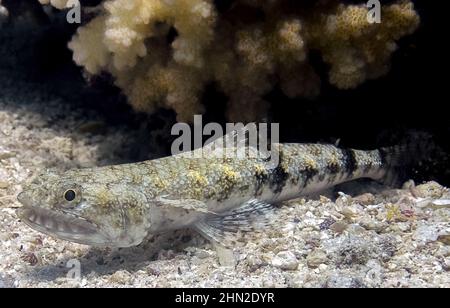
left=378, top=132, right=436, bottom=187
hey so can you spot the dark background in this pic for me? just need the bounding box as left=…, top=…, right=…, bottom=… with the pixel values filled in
left=0, top=0, right=448, bottom=185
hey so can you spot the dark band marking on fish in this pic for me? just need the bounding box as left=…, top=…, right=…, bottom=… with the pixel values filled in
left=268, top=150, right=289, bottom=194
left=302, top=162, right=319, bottom=188
left=342, top=148, right=358, bottom=175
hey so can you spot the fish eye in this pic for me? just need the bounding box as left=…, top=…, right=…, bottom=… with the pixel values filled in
left=64, top=189, right=76, bottom=202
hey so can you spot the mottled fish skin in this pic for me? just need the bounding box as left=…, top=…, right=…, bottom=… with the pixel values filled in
left=137, top=143, right=386, bottom=208
left=17, top=142, right=390, bottom=247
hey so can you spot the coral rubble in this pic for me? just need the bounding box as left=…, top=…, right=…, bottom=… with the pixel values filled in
left=40, top=0, right=420, bottom=121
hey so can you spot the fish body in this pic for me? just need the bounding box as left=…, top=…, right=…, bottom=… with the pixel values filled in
left=144, top=143, right=387, bottom=227
left=17, top=137, right=409, bottom=247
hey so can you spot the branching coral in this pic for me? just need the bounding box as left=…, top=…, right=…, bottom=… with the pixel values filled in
left=40, top=0, right=420, bottom=122
left=307, top=1, right=420, bottom=89
left=67, top=0, right=216, bottom=120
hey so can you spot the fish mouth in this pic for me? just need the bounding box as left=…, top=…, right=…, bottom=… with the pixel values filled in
left=17, top=206, right=110, bottom=246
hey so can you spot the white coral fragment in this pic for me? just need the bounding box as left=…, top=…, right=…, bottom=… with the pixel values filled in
left=0, top=0, right=8, bottom=24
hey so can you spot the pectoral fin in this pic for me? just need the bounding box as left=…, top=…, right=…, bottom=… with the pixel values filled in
left=149, top=196, right=215, bottom=230
left=179, top=124, right=270, bottom=160
left=194, top=199, right=274, bottom=247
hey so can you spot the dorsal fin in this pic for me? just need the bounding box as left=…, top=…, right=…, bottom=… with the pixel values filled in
left=179, top=123, right=271, bottom=161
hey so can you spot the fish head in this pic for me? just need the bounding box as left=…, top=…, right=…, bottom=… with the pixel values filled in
left=17, top=168, right=150, bottom=247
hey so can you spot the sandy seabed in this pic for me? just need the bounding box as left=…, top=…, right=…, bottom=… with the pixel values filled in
left=0, top=72, right=449, bottom=288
